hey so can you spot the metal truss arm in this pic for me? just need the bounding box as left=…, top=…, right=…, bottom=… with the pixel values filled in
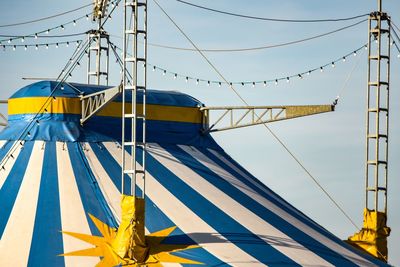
left=201, top=104, right=334, bottom=133
left=80, top=85, right=121, bottom=124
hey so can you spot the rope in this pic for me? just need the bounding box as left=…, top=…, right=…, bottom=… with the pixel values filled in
left=0, top=3, right=93, bottom=28
left=110, top=19, right=366, bottom=52
left=153, top=0, right=360, bottom=230
left=176, top=0, right=368, bottom=23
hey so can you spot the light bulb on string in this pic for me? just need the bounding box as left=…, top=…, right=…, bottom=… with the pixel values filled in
left=196, top=79, right=199, bottom=85
left=298, top=74, right=303, bottom=79
left=353, top=51, right=357, bottom=56
left=86, top=15, right=89, bottom=20
left=252, top=82, right=255, bottom=88
left=61, top=25, right=65, bottom=30
left=46, top=44, right=49, bottom=49
left=46, top=29, right=50, bottom=34
left=331, top=62, right=335, bottom=68
left=109, top=16, right=112, bottom=21
left=307, top=70, right=311, bottom=75
left=7, top=39, right=11, bottom=43
left=152, top=66, right=156, bottom=71
left=76, top=41, right=79, bottom=47
left=35, top=33, right=38, bottom=39
left=286, top=77, right=290, bottom=83
left=263, top=81, right=267, bottom=87
left=73, top=20, right=76, bottom=26
left=174, top=73, right=177, bottom=79
left=320, top=67, right=324, bottom=72
left=163, top=70, right=166, bottom=75
left=275, top=79, right=278, bottom=85
left=56, top=43, right=59, bottom=48
left=24, top=45, right=27, bottom=51
left=66, top=42, right=69, bottom=47
left=365, top=45, right=368, bottom=50
left=21, top=37, right=24, bottom=43
left=342, top=57, right=346, bottom=62
left=241, top=82, right=244, bottom=86
left=35, top=44, right=38, bottom=50
left=12, top=45, right=16, bottom=51
left=185, top=77, right=188, bottom=83
left=207, top=81, right=210, bottom=86
left=219, top=82, right=222, bottom=87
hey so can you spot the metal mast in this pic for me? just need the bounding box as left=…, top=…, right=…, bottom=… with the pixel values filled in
left=365, top=0, right=390, bottom=221
left=122, top=0, right=148, bottom=198
left=87, top=0, right=110, bottom=85
left=348, top=0, right=391, bottom=262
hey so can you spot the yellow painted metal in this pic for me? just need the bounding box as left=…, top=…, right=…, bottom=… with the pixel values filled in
left=285, top=105, right=334, bottom=119
left=347, top=208, right=391, bottom=262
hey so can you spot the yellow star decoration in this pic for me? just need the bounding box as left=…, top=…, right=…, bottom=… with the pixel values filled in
left=61, top=214, right=202, bottom=267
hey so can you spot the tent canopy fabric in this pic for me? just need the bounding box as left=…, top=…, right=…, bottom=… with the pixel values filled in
left=0, top=81, right=387, bottom=266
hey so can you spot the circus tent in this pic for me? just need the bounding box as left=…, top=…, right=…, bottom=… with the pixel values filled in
left=0, top=81, right=387, bottom=266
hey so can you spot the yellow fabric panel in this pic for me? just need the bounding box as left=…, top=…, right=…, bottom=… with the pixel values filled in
left=347, top=208, right=391, bottom=262
left=8, top=97, right=202, bottom=124
left=8, top=97, right=80, bottom=115
left=111, top=195, right=148, bottom=262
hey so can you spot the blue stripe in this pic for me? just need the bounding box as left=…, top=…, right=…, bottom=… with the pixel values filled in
left=0, top=140, right=14, bottom=162
left=165, top=145, right=359, bottom=266
left=67, top=142, right=117, bottom=236
left=201, top=148, right=387, bottom=266
left=28, top=142, right=65, bottom=267
left=0, top=141, right=34, bottom=239
left=89, top=142, right=131, bottom=195
left=91, top=142, right=225, bottom=266
left=130, top=146, right=300, bottom=266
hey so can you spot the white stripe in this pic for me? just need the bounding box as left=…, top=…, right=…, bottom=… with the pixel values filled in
left=150, top=144, right=332, bottom=266
left=0, top=141, right=44, bottom=266
left=0, top=141, right=23, bottom=190
left=82, top=143, right=122, bottom=223
left=103, top=142, right=263, bottom=266
left=57, top=142, right=99, bottom=267
left=189, top=146, right=377, bottom=267
left=0, top=140, right=6, bottom=149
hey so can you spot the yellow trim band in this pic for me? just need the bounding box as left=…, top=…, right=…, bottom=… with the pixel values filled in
left=8, top=97, right=202, bottom=124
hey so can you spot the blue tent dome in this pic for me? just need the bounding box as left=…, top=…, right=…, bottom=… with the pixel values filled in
left=0, top=81, right=387, bottom=266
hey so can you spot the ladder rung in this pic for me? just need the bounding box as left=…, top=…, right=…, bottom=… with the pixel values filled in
left=368, top=81, right=389, bottom=86
left=369, top=55, right=389, bottom=60
left=366, top=187, right=387, bottom=191
left=367, top=134, right=388, bottom=139
left=88, top=71, right=108, bottom=76
left=125, top=2, right=147, bottom=7
left=123, top=169, right=145, bottom=175
left=123, top=114, right=145, bottom=119
left=368, top=108, right=388, bottom=112
left=123, top=85, right=146, bottom=91
left=367, top=160, right=387, bottom=165
left=125, top=57, right=146, bottom=63
left=370, top=28, right=389, bottom=34
left=124, top=141, right=145, bottom=147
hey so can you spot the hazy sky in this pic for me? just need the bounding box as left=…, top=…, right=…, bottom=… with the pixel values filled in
left=0, top=0, right=399, bottom=265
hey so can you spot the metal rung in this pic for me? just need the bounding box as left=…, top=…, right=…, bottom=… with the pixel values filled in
left=125, top=2, right=147, bottom=7
left=368, top=81, right=389, bottom=86
left=123, top=85, right=146, bottom=91
left=367, top=134, right=388, bottom=139
left=369, top=55, right=389, bottom=60
left=370, top=28, right=390, bottom=34
left=123, top=169, right=145, bottom=175
left=123, top=114, right=145, bottom=119
left=88, top=71, right=108, bottom=76
left=368, top=108, right=388, bottom=112
left=124, top=141, right=145, bottom=147
left=367, top=160, right=387, bottom=165
left=125, top=57, right=146, bottom=63
left=366, top=187, right=387, bottom=191
left=89, top=46, right=109, bottom=51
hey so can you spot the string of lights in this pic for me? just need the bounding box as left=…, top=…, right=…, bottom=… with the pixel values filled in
left=109, top=42, right=368, bottom=87
left=0, top=39, right=91, bottom=170
left=0, top=39, right=82, bottom=51
left=389, top=24, right=400, bottom=57
left=0, top=0, right=119, bottom=43
left=176, top=0, right=369, bottom=23
left=0, top=3, right=93, bottom=28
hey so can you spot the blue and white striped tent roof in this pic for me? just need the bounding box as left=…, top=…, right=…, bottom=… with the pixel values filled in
left=0, top=81, right=387, bottom=266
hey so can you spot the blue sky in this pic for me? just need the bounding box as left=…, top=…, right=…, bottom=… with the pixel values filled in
left=0, top=0, right=399, bottom=265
